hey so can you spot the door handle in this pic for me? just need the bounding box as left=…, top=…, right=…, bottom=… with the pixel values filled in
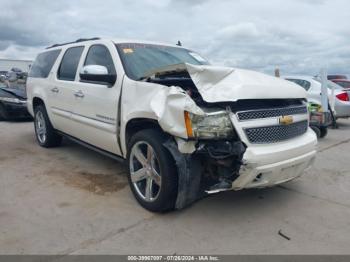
left=51, top=87, right=59, bottom=93
left=74, top=90, right=85, bottom=98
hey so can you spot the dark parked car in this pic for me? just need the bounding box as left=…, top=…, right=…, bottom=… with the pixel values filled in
left=331, top=79, right=350, bottom=89
left=0, top=83, right=31, bottom=120
left=0, top=71, right=8, bottom=76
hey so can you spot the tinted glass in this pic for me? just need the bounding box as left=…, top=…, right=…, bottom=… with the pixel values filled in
left=29, top=50, right=61, bottom=78
left=116, top=43, right=209, bottom=80
left=58, top=46, right=84, bottom=81
left=314, top=78, right=343, bottom=90
left=336, top=81, right=350, bottom=88
left=286, top=79, right=311, bottom=91
left=84, top=45, right=116, bottom=74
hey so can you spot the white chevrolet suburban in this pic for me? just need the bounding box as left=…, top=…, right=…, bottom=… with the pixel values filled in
left=26, top=38, right=317, bottom=212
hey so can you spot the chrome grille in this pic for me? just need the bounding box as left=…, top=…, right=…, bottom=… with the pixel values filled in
left=237, top=106, right=307, bottom=121
left=245, top=120, right=308, bottom=144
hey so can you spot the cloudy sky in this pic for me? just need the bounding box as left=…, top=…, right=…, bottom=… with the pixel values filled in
left=0, top=0, right=349, bottom=75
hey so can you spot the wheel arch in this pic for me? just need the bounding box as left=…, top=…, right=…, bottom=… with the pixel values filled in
left=124, top=118, right=164, bottom=152
left=32, top=96, right=45, bottom=110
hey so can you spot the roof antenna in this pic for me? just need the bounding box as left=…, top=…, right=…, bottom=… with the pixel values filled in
left=176, top=40, right=182, bottom=46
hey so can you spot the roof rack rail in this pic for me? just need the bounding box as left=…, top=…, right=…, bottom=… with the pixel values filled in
left=46, top=37, right=100, bottom=49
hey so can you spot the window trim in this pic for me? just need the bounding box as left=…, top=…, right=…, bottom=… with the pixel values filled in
left=57, top=46, right=85, bottom=82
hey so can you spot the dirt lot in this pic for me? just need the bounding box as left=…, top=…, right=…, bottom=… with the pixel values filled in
left=1, top=120, right=350, bottom=254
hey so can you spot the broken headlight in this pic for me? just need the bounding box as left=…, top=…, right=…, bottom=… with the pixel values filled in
left=184, top=111, right=234, bottom=139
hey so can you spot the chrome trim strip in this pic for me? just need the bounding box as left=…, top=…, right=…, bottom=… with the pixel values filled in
left=51, top=106, right=116, bottom=126
left=236, top=105, right=308, bottom=122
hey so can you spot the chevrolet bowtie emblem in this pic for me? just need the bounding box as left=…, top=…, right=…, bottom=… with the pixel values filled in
left=279, top=115, right=294, bottom=125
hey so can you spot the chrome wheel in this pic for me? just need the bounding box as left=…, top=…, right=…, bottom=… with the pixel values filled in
left=129, top=141, right=162, bottom=202
left=35, top=111, right=47, bottom=144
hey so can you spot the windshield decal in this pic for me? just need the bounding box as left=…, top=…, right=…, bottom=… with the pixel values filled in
left=189, top=52, right=206, bottom=63
left=123, top=48, right=134, bottom=54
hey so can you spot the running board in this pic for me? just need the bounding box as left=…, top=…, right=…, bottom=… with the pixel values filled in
left=56, top=131, right=125, bottom=163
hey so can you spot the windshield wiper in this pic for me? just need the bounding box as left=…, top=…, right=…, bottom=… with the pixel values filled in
left=137, top=76, right=150, bottom=81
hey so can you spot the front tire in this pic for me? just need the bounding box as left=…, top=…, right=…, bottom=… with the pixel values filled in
left=127, top=129, right=178, bottom=212
left=34, top=104, right=62, bottom=147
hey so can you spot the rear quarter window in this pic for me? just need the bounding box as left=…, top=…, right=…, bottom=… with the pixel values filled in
left=29, top=49, right=61, bottom=78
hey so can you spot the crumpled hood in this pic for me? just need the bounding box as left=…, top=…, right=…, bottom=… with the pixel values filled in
left=185, top=63, right=307, bottom=103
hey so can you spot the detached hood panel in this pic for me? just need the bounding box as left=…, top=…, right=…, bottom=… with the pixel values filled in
left=185, top=64, right=307, bottom=103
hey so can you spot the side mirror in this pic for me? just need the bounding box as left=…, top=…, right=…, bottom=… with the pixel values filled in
left=79, top=65, right=116, bottom=86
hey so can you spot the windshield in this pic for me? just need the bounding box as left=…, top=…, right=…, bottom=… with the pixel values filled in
left=116, top=43, right=209, bottom=80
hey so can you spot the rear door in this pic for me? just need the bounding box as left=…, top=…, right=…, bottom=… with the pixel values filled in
left=50, top=46, right=85, bottom=134
left=70, top=43, right=122, bottom=155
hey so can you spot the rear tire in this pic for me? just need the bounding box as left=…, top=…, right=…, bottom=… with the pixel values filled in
left=320, top=127, right=328, bottom=138
left=127, top=129, right=178, bottom=212
left=311, top=126, right=321, bottom=138
left=34, top=104, right=62, bottom=147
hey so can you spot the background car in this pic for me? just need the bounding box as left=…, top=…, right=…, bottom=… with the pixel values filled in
left=10, top=67, right=28, bottom=80
left=0, top=70, right=8, bottom=77
left=284, top=75, right=350, bottom=118
left=0, top=82, right=31, bottom=120
left=328, top=75, right=347, bottom=80
left=308, top=102, right=331, bottom=138
left=331, top=79, right=350, bottom=89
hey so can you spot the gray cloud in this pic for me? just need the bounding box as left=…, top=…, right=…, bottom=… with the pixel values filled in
left=0, top=0, right=349, bottom=75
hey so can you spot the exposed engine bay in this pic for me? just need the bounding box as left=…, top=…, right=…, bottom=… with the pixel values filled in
left=141, top=65, right=248, bottom=205
left=138, top=63, right=308, bottom=209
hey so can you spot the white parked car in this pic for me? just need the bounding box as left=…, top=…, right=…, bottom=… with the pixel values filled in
left=26, top=38, right=317, bottom=212
left=284, top=75, right=350, bottom=118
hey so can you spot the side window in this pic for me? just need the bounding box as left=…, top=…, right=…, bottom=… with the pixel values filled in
left=286, top=79, right=311, bottom=91
left=29, top=49, right=61, bottom=78
left=337, top=81, right=350, bottom=88
left=84, top=45, right=116, bottom=74
left=58, top=46, right=84, bottom=81
left=300, top=80, right=311, bottom=91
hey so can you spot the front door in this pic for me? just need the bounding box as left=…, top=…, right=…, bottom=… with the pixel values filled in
left=70, top=44, right=122, bottom=155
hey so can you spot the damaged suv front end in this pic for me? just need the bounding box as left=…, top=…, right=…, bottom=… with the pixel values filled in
left=117, top=42, right=317, bottom=210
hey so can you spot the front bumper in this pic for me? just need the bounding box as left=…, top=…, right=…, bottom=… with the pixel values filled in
left=232, top=128, right=317, bottom=189
left=2, top=101, right=32, bottom=118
